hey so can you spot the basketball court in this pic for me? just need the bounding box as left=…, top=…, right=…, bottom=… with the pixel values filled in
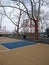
left=0, top=37, right=49, bottom=65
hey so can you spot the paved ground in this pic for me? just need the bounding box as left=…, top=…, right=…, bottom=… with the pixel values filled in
left=0, top=37, right=49, bottom=65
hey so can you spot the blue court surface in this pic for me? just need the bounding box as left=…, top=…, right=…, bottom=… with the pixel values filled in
left=1, top=41, right=37, bottom=49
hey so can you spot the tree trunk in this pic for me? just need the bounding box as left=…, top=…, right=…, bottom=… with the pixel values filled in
left=30, top=18, right=32, bottom=41
left=17, top=27, right=19, bottom=35
left=35, top=17, right=39, bottom=40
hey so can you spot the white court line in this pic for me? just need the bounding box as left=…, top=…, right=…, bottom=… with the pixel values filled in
left=0, top=41, right=37, bottom=52
left=0, top=45, right=33, bottom=52
left=0, top=45, right=10, bottom=50
left=0, top=45, right=10, bottom=52
left=0, top=44, right=34, bottom=52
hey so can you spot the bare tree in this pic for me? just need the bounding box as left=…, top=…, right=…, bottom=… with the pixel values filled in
left=0, top=2, right=24, bottom=35
left=13, top=0, right=49, bottom=40
left=11, top=0, right=41, bottom=40
left=0, top=1, right=31, bottom=35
